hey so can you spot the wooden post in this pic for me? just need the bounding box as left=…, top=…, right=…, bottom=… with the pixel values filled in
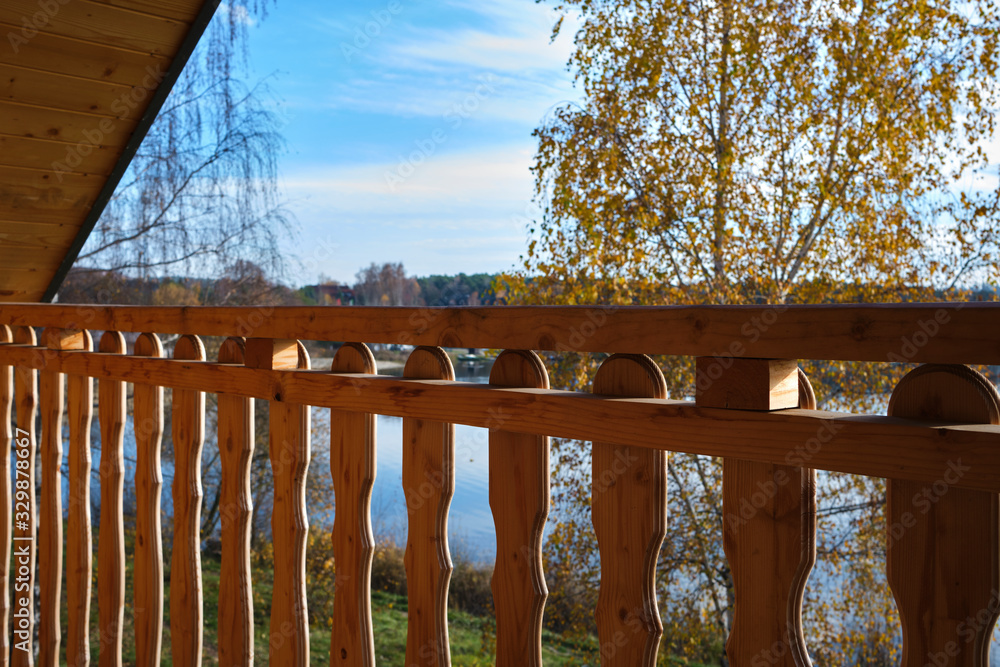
left=97, top=331, right=126, bottom=667
left=886, top=364, right=1000, bottom=667
left=329, top=342, right=377, bottom=667
left=66, top=330, right=93, bottom=667
left=592, top=353, right=668, bottom=667
left=0, top=325, right=13, bottom=667
left=246, top=338, right=311, bottom=666
left=218, top=337, right=255, bottom=667
left=699, top=358, right=815, bottom=667
left=170, top=335, right=206, bottom=667
left=402, top=346, right=455, bottom=667
left=38, top=329, right=83, bottom=667
left=133, top=333, right=164, bottom=667
left=489, top=349, right=550, bottom=667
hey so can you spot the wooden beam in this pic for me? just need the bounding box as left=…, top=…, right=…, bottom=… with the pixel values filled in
left=1, top=303, right=998, bottom=365
left=2, top=344, right=1000, bottom=491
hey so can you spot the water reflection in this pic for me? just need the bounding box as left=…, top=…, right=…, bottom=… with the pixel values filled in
left=371, top=355, right=496, bottom=561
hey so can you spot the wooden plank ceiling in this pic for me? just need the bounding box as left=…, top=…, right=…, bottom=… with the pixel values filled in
left=0, top=0, right=220, bottom=302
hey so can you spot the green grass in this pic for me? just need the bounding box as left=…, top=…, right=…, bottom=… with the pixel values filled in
left=70, top=532, right=707, bottom=666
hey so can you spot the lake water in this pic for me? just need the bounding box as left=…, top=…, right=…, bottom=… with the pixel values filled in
left=366, top=360, right=497, bottom=561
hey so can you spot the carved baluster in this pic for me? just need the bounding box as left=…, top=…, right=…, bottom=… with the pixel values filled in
left=246, top=338, right=311, bottom=666
left=133, top=333, right=164, bottom=667
left=66, top=330, right=93, bottom=667
left=403, top=346, right=456, bottom=666
left=489, top=349, right=550, bottom=667
left=170, top=335, right=206, bottom=667
left=329, top=342, right=377, bottom=666
left=219, top=337, right=255, bottom=666
left=592, top=353, right=668, bottom=666
left=887, top=364, right=1000, bottom=667
left=97, top=331, right=126, bottom=667
left=700, top=358, right=816, bottom=667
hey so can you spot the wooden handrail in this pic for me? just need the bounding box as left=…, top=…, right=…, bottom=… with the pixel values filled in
left=1, top=303, right=999, bottom=667
left=0, top=302, right=997, bottom=363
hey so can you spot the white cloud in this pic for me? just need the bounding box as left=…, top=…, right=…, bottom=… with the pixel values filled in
left=318, top=0, right=580, bottom=125
left=279, top=144, right=540, bottom=280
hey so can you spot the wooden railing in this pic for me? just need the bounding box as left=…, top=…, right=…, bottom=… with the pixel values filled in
left=0, top=302, right=998, bottom=666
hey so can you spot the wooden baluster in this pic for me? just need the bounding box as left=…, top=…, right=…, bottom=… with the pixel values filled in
left=489, top=349, right=550, bottom=667
left=97, top=331, right=126, bottom=667
left=11, top=326, right=38, bottom=667
left=886, top=364, right=1000, bottom=667
left=171, top=335, right=206, bottom=667
left=403, top=346, right=456, bottom=667
left=701, top=359, right=814, bottom=667
left=38, top=329, right=83, bottom=667
left=246, top=338, right=311, bottom=666
left=592, top=353, right=667, bottom=667
left=66, top=331, right=93, bottom=667
left=133, top=334, right=164, bottom=667
left=218, top=337, right=255, bottom=667
left=0, top=325, right=13, bottom=667
left=329, top=342, right=377, bottom=667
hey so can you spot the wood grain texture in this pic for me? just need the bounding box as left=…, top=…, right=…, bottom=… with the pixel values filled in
left=886, top=364, right=1000, bottom=667
left=0, top=101, right=136, bottom=149
left=0, top=0, right=189, bottom=56
left=402, top=347, right=456, bottom=667
left=12, top=325, right=37, bottom=667
left=0, top=325, right=13, bottom=667
left=265, top=341, right=311, bottom=666
left=0, top=32, right=170, bottom=88
left=66, top=330, right=93, bottom=667
left=86, top=0, right=200, bottom=23
left=38, top=330, right=69, bottom=667
left=2, top=303, right=999, bottom=364
left=719, top=368, right=818, bottom=667
left=0, top=134, right=119, bottom=176
left=245, top=338, right=299, bottom=370
left=0, top=65, right=142, bottom=120
left=330, top=342, right=378, bottom=667
left=218, top=337, right=255, bottom=667
left=0, top=165, right=103, bottom=227
left=592, top=354, right=668, bottom=667
left=133, top=333, right=164, bottom=667
left=696, top=358, right=799, bottom=411
left=170, top=335, right=206, bottom=667
left=489, top=350, right=550, bottom=667
left=97, top=331, right=126, bottom=667
left=4, top=345, right=1000, bottom=491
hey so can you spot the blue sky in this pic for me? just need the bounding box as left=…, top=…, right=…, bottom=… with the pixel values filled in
left=240, top=0, right=579, bottom=285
